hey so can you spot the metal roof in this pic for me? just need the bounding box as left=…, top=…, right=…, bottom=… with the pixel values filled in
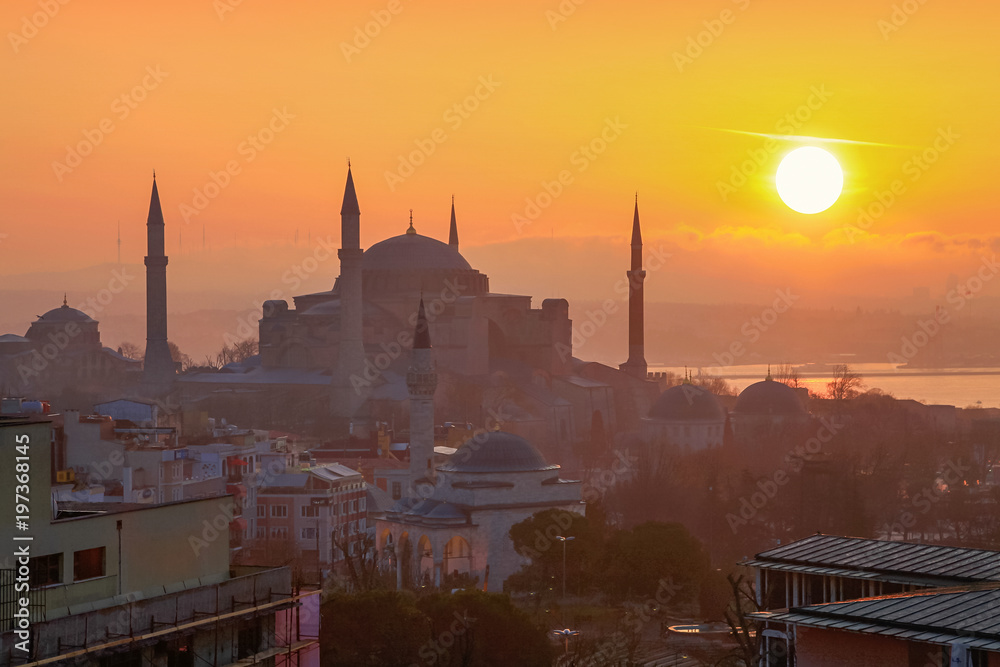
left=747, top=534, right=1000, bottom=584
left=753, top=584, right=1000, bottom=652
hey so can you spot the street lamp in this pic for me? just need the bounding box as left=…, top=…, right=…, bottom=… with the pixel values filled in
left=552, top=628, right=580, bottom=655
left=554, top=535, right=575, bottom=599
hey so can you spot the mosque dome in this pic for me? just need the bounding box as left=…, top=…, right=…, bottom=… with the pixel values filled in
left=733, top=378, right=807, bottom=416
left=36, top=303, right=95, bottom=324
left=363, top=232, right=472, bottom=273
left=648, top=384, right=725, bottom=422
left=438, top=431, right=557, bottom=473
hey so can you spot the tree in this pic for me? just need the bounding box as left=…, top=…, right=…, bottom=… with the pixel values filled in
left=826, top=364, right=864, bottom=401
left=772, top=363, right=800, bottom=388
left=216, top=338, right=258, bottom=367
left=718, top=573, right=763, bottom=667
left=117, top=341, right=142, bottom=361
left=321, top=590, right=429, bottom=667
left=333, top=531, right=381, bottom=592
left=507, top=509, right=602, bottom=596
left=602, top=521, right=710, bottom=602
left=167, top=341, right=193, bottom=371
left=416, top=590, right=552, bottom=667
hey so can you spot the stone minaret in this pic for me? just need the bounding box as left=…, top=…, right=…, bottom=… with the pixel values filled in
left=407, top=298, right=437, bottom=484
left=448, top=195, right=459, bottom=251
left=142, top=173, right=174, bottom=390
left=332, top=166, right=366, bottom=424
left=620, top=196, right=647, bottom=380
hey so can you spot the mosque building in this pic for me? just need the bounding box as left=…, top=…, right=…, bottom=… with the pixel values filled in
left=0, top=297, right=139, bottom=398
left=375, top=302, right=583, bottom=592
left=178, top=167, right=658, bottom=459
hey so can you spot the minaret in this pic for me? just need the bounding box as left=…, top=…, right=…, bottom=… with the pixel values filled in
left=142, top=173, right=174, bottom=389
left=407, top=298, right=437, bottom=484
left=620, top=195, right=647, bottom=380
left=332, top=165, right=366, bottom=425
left=448, top=195, right=459, bottom=251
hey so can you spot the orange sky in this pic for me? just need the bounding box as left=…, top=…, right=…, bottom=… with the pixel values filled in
left=2, top=0, right=999, bottom=305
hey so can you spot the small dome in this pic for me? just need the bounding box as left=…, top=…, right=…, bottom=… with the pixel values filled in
left=439, top=431, right=556, bottom=473
left=36, top=304, right=95, bottom=324
left=734, top=378, right=807, bottom=416
left=649, top=384, right=725, bottom=422
left=363, top=232, right=472, bottom=273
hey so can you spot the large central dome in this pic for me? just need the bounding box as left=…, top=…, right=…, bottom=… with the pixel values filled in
left=363, top=232, right=472, bottom=272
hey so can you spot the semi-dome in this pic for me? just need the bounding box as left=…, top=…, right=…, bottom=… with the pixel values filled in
left=734, top=378, right=807, bottom=416
left=439, top=431, right=557, bottom=473
left=363, top=232, right=472, bottom=273
left=648, top=384, right=725, bottom=422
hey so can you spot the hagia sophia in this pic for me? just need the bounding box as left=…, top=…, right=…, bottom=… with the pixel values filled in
left=0, top=166, right=824, bottom=592
left=0, top=167, right=820, bottom=469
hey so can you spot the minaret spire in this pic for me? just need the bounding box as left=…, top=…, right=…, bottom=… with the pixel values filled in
left=332, top=165, right=366, bottom=431
left=448, top=195, right=459, bottom=251
left=620, top=196, right=648, bottom=380
left=142, top=173, right=174, bottom=391
left=407, top=296, right=437, bottom=489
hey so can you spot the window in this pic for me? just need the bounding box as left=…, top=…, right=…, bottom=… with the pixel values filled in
left=255, top=527, right=265, bottom=539
left=359, top=518, right=366, bottom=531
left=341, top=501, right=348, bottom=515
left=301, top=505, right=319, bottom=517
left=301, top=527, right=317, bottom=540
left=360, top=497, right=366, bottom=511
left=73, top=547, right=105, bottom=581
left=270, top=504, right=287, bottom=518
left=29, top=553, right=62, bottom=587
left=392, top=482, right=402, bottom=500
left=171, top=487, right=182, bottom=501
left=237, top=622, right=263, bottom=659
left=351, top=499, right=358, bottom=513
left=270, top=527, right=288, bottom=539
left=256, top=505, right=265, bottom=518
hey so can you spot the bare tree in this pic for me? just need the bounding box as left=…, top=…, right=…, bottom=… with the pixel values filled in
left=167, top=341, right=194, bottom=371
left=334, top=532, right=380, bottom=592
left=718, top=573, right=762, bottom=667
left=216, top=338, right=259, bottom=367
left=117, top=341, right=143, bottom=361
left=826, top=364, right=865, bottom=401
left=772, top=363, right=800, bottom=388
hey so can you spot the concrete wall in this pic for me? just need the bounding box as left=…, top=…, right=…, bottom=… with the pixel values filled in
left=1, top=420, right=231, bottom=615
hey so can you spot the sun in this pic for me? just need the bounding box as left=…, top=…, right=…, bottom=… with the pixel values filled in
left=775, top=146, right=843, bottom=214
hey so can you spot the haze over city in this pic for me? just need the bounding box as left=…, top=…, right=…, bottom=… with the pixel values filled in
left=2, top=1, right=1000, bottom=666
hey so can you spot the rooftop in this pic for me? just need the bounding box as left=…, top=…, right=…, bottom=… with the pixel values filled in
left=753, top=583, right=1000, bottom=652
left=745, top=534, right=1000, bottom=586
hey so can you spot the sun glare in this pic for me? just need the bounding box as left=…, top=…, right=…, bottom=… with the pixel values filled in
left=775, top=146, right=844, bottom=214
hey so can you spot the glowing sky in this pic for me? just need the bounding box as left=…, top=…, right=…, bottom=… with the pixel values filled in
left=2, top=0, right=999, bottom=303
